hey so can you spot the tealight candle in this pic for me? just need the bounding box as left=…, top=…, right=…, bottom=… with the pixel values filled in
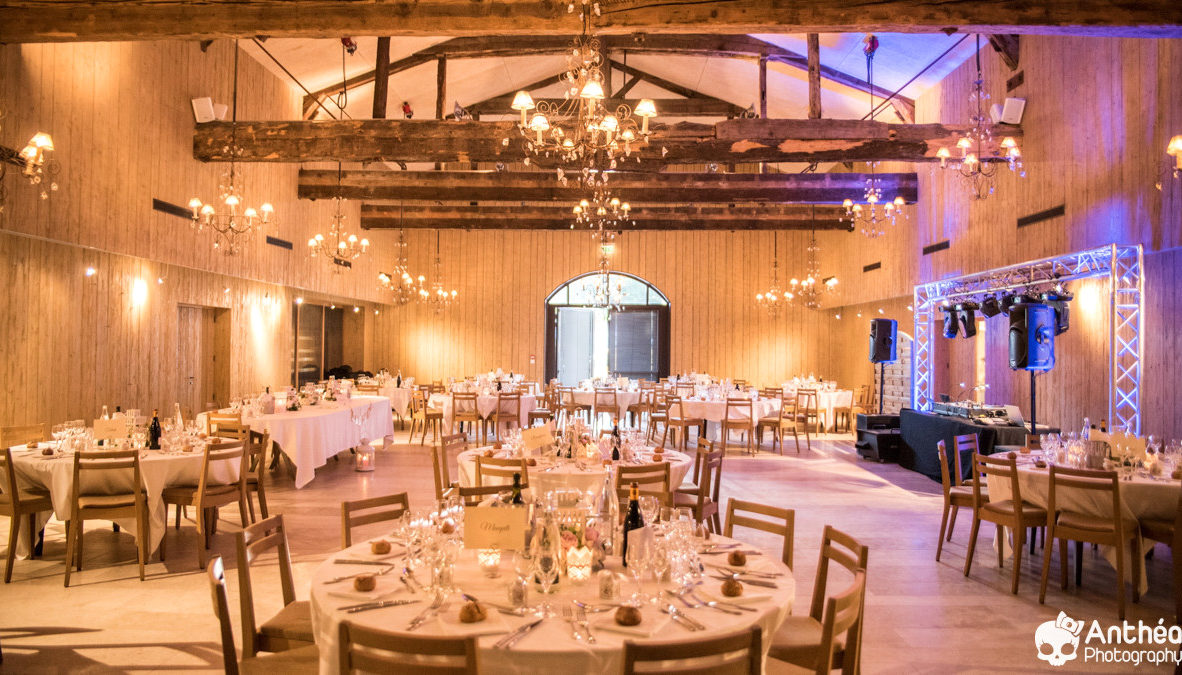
left=478, top=548, right=502, bottom=577
left=567, top=545, right=592, bottom=583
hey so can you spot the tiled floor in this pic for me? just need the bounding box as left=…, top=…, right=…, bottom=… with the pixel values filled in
left=1, top=430, right=1176, bottom=673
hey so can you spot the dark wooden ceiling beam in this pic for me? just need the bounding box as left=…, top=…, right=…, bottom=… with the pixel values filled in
left=360, top=203, right=850, bottom=230
left=988, top=34, right=1022, bottom=70
left=298, top=170, right=919, bottom=204
left=194, top=118, right=1021, bottom=165
left=5, top=1, right=1180, bottom=42
left=466, top=97, right=745, bottom=118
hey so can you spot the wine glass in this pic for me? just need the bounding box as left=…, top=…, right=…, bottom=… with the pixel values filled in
left=639, top=495, right=659, bottom=526
left=625, top=537, right=652, bottom=603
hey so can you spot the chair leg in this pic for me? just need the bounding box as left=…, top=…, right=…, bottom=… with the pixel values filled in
left=5, top=514, right=20, bottom=583
left=1075, top=540, right=1083, bottom=587
left=1114, top=534, right=1127, bottom=620
left=947, top=505, right=959, bottom=541
left=1059, top=536, right=1068, bottom=590
left=26, top=513, right=38, bottom=559
left=1011, top=526, right=1024, bottom=595
left=997, top=525, right=1005, bottom=569
left=1131, top=534, right=1142, bottom=605
left=1039, top=525, right=1055, bottom=605
left=196, top=507, right=209, bottom=570
left=963, top=517, right=981, bottom=577
left=238, top=495, right=249, bottom=528
left=936, top=503, right=951, bottom=562
left=138, top=504, right=148, bottom=581
left=257, top=486, right=269, bottom=520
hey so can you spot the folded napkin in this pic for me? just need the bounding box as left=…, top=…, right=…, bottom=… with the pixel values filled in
left=591, top=608, right=671, bottom=637
left=698, top=590, right=774, bottom=606
left=434, top=605, right=512, bottom=637
left=326, top=586, right=403, bottom=603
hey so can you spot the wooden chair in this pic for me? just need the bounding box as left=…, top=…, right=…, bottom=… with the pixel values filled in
left=339, top=620, right=477, bottom=674
left=451, top=392, right=487, bottom=444
left=558, top=386, right=591, bottom=428
left=527, top=387, right=555, bottom=427
left=354, top=383, right=380, bottom=395
left=757, top=393, right=805, bottom=455
left=964, top=452, right=1048, bottom=594
left=953, top=433, right=982, bottom=487
left=1, top=447, right=53, bottom=583
left=1039, top=466, right=1141, bottom=619
left=244, top=430, right=270, bottom=523
left=473, top=456, right=528, bottom=488
left=627, top=383, right=655, bottom=429
left=623, top=626, right=761, bottom=675
left=341, top=492, right=410, bottom=549
left=795, top=389, right=821, bottom=437
left=0, top=424, right=49, bottom=448
left=660, top=396, right=703, bottom=452
left=723, top=498, right=795, bottom=569
left=235, top=515, right=315, bottom=657
left=64, top=448, right=150, bottom=586
left=489, top=393, right=522, bottom=441
left=207, top=556, right=318, bottom=675
left=833, top=389, right=857, bottom=433
left=732, top=379, right=748, bottom=388
left=204, top=412, right=242, bottom=437
left=616, top=462, right=672, bottom=507
left=675, top=382, right=695, bottom=398
left=432, top=434, right=466, bottom=502
left=674, top=447, right=723, bottom=532
left=161, top=439, right=249, bottom=570
left=768, top=526, right=868, bottom=674
left=674, top=441, right=710, bottom=497
left=451, top=484, right=512, bottom=507
left=1139, top=473, right=1182, bottom=623
left=935, top=440, right=987, bottom=562
left=647, top=392, right=670, bottom=443
left=409, top=390, right=443, bottom=445
left=592, top=388, right=620, bottom=432
left=720, top=398, right=756, bottom=455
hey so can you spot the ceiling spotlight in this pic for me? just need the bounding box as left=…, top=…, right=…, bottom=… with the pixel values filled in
left=956, top=302, right=979, bottom=338
left=942, top=307, right=959, bottom=338
left=877, top=308, right=884, bottom=314
left=353, top=306, right=360, bottom=313
left=295, top=297, right=304, bottom=305
left=223, top=287, right=230, bottom=294
left=84, top=266, right=97, bottom=277
left=1041, top=291, right=1073, bottom=335
left=834, top=313, right=842, bottom=320
left=156, top=277, right=164, bottom=285
left=980, top=296, right=1002, bottom=317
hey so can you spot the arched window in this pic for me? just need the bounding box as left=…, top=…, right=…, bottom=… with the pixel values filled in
left=544, top=272, right=670, bottom=385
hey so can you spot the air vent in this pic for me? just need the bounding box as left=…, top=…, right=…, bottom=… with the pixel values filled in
left=922, top=240, right=950, bottom=256
left=152, top=198, right=191, bottom=220
left=863, top=262, right=882, bottom=272
left=266, top=235, right=293, bottom=250
left=333, top=258, right=352, bottom=269
left=1017, top=204, right=1065, bottom=229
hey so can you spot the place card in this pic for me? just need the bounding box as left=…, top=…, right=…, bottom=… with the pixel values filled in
left=93, top=418, right=127, bottom=440
left=464, top=506, right=528, bottom=551
left=521, top=422, right=555, bottom=451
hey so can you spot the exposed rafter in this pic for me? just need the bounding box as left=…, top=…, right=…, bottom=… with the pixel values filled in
left=4, top=1, right=1180, bottom=42
left=193, top=118, right=1021, bottom=165
left=298, top=169, right=919, bottom=204
left=359, top=203, right=850, bottom=230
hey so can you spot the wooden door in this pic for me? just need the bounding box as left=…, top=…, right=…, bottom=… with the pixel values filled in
left=176, top=306, right=231, bottom=418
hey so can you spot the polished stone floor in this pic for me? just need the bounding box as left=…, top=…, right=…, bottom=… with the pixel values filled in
left=1, top=429, right=1176, bottom=673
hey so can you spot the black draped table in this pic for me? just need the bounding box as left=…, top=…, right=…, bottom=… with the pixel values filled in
left=898, top=408, right=1057, bottom=482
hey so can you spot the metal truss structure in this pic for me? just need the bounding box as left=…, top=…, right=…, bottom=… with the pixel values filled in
left=912, top=244, right=1144, bottom=434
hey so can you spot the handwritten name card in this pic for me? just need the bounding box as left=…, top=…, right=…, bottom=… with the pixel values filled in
left=464, top=506, right=528, bottom=550
left=521, top=422, right=555, bottom=451
left=92, top=418, right=127, bottom=441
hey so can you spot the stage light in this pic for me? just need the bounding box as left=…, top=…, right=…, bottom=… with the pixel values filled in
left=1041, top=291, right=1073, bottom=335
left=956, top=302, right=979, bottom=338
left=980, top=296, right=1002, bottom=317
left=942, top=307, right=959, bottom=338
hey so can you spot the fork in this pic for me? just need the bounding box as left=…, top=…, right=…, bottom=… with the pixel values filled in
left=670, top=589, right=742, bottom=615
left=407, top=594, right=445, bottom=631
left=576, top=604, right=596, bottom=644
left=401, top=566, right=422, bottom=592
left=563, top=605, right=583, bottom=641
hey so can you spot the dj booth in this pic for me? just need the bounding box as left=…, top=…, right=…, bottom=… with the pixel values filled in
left=898, top=407, right=1057, bottom=482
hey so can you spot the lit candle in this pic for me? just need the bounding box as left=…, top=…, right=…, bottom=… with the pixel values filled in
left=567, top=545, right=592, bottom=583
left=478, top=548, right=502, bottom=577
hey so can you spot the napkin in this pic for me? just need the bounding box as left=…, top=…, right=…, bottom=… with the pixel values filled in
left=698, top=589, right=774, bottom=606
left=434, top=605, right=512, bottom=637
left=591, top=608, right=671, bottom=637
left=324, top=574, right=402, bottom=602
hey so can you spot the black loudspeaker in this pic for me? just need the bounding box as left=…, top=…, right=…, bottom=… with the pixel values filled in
left=869, top=318, right=897, bottom=363
left=1009, top=303, right=1056, bottom=371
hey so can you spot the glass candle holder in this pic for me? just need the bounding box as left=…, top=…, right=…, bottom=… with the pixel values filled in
left=478, top=548, right=502, bottom=578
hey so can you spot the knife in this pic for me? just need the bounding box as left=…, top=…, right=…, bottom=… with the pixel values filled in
left=495, top=618, right=544, bottom=649
left=334, top=559, right=399, bottom=566
left=344, top=598, right=421, bottom=614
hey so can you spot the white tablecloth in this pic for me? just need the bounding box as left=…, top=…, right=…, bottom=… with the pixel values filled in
left=569, top=389, right=642, bottom=415
left=987, top=459, right=1178, bottom=594
left=455, top=448, right=694, bottom=499
left=380, top=384, right=414, bottom=418
left=9, top=443, right=240, bottom=556
left=309, top=534, right=794, bottom=674
left=678, top=398, right=781, bottom=441
left=783, top=389, right=854, bottom=432
left=202, top=396, right=394, bottom=489
left=430, top=393, right=538, bottom=435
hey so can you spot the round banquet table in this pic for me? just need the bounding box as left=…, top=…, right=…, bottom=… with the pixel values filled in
left=8, top=441, right=240, bottom=557
left=678, top=397, right=780, bottom=442
left=569, top=388, right=642, bottom=415
left=455, top=448, right=695, bottom=498
left=309, top=534, right=794, bottom=674
left=430, top=393, right=538, bottom=435
left=987, top=454, right=1180, bottom=595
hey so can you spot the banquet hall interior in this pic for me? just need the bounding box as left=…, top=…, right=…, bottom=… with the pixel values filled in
left=1, top=2, right=1181, bottom=673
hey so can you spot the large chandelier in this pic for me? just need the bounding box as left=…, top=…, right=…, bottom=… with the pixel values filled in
left=588, top=232, right=625, bottom=312
left=842, top=35, right=906, bottom=238
left=509, top=2, right=657, bottom=174
left=418, top=231, right=457, bottom=313
left=755, top=231, right=787, bottom=317
left=788, top=228, right=838, bottom=310
left=378, top=228, right=424, bottom=305
left=573, top=189, right=632, bottom=237
left=935, top=35, right=1024, bottom=200
left=307, top=165, right=369, bottom=269
left=187, top=41, right=274, bottom=255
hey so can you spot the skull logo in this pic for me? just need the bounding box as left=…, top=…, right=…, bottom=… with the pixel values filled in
left=1035, top=611, right=1083, bottom=667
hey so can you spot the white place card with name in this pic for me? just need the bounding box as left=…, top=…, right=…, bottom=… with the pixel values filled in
left=464, top=506, right=528, bottom=550
left=521, top=422, right=555, bottom=451
left=92, top=418, right=127, bottom=440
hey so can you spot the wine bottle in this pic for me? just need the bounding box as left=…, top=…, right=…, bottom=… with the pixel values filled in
left=598, top=467, right=620, bottom=555
left=621, top=482, right=644, bottom=567
left=173, top=402, right=184, bottom=427
left=101, top=405, right=110, bottom=420
left=148, top=410, right=162, bottom=449
left=611, top=418, right=621, bottom=461
left=396, top=370, right=402, bottom=388
left=510, top=472, right=525, bottom=505
left=1081, top=417, right=1091, bottom=440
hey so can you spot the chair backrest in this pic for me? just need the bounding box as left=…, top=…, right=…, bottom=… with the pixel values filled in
left=695, top=449, right=725, bottom=510
left=432, top=434, right=466, bottom=501
left=759, top=387, right=782, bottom=400
left=0, top=423, right=48, bottom=448
left=236, top=514, right=297, bottom=658
left=205, top=412, right=242, bottom=436
left=207, top=556, right=242, bottom=675
left=816, top=569, right=868, bottom=675
left=411, top=390, right=430, bottom=417
left=339, top=620, right=477, bottom=674
left=473, top=456, right=528, bottom=487
left=594, top=388, right=618, bottom=407
left=246, top=430, right=269, bottom=476
left=0, top=447, right=24, bottom=513
left=616, top=462, right=671, bottom=506
left=1047, top=465, right=1122, bottom=537
left=723, top=397, right=754, bottom=424
left=666, top=396, right=689, bottom=422
left=953, top=433, right=979, bottom=486
left=455, top=484, right=510, bottom=507
left=558, top=386, right=577, bottom=408
left=451, top=392, right=479, bottom=418
left=936, top=441, right=953, bottom=499
left=342, top=492, right=410, bottom=549
left=354, top=384, right=380, bottom=395
left=623, top=625, right=761, bottom=675
left=493, top=393, right=521, bottom=418
left=72, top=448, right=144, bottom=505
left=733, top=379, right=748, bottom=387
left=724, top=498, right=795, bottom=569
left=212, top=420, right=250, bottom=442
left=198, top=440, right=247, bottom=498
left=971, top=452, right=1020, bottom=513
left=796, top=389, right=818, bottom=415
left=676, top=382, right=695, bottom=396
left=809, top=525, right=869, bottom=623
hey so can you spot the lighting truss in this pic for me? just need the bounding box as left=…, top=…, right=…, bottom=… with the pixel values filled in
left=912, top=244, right=1143, bottom=434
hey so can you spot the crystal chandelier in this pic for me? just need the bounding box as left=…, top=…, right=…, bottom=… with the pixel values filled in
left=588, top=232, right=625, bottom=312
left=418, top=231, right=457, bottom=313
left=509, top=2, right=657, bottom=175
left=842, top=35, right=906, bottom=238
left=788, top=228, right=838, bottom=310
left=378, top=228, right=425, bottom=305
left=935, top=35, right=1024, bottom=200
left=755, top=231, right=787, bottom=317
left=17, top=132, right=60, bottom=200
left=307, top=165, right=369, bottom=269
left=573, top=189, right=632, bottom=237
left=187, top=41, right=274, bottom=255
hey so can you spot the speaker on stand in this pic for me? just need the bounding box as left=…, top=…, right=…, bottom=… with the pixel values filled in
left=1009, top=302, right=1056, bottom=439
left=869, top=318, right=897, bottom=414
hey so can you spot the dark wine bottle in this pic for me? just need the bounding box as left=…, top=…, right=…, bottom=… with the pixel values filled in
left=621, top=482, right=644, bottom=566
left=611, top=418, right=621, bottom=461
left=510, top=472, right=525, bottom=505
left=148, top=409, right=162, bottom=449
left=396, top=370, right=402, bottom=388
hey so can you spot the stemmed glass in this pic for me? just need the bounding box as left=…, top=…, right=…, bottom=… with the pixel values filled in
left=625, top=536, right=652, bottom=603
left=639, top=495, right=659, bottom=526
left=530, top=513, right=561, bottom=617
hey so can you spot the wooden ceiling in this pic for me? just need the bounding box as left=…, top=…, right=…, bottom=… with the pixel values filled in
left=3, top=0, right=1180, bottom=42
